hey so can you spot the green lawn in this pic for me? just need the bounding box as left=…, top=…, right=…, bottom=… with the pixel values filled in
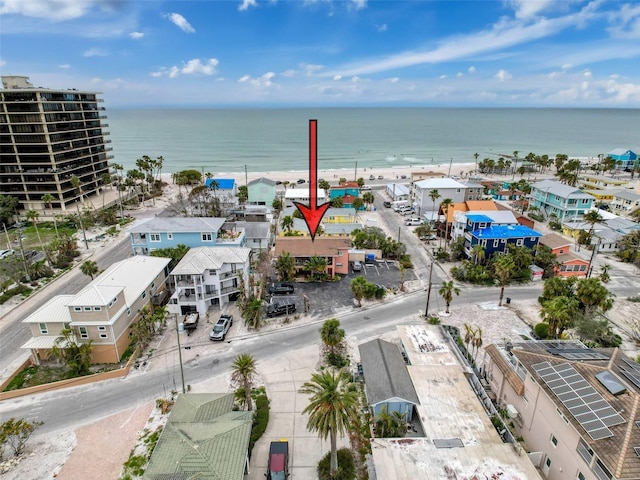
left=4, top=222, right=78, bottom=251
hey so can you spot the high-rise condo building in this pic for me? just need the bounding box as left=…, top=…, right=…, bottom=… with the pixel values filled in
left=0, top=76, right=112, bottom=217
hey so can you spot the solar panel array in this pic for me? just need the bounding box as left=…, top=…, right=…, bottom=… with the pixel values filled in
left=545, top=341, right=609, bottom=361
left=533, top=362, right=625, bottom=440
left=620, top=359, right=640, bottom=390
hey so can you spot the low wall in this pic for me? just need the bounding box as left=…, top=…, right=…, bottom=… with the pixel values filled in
left=0, top=348, right=140, bottom=401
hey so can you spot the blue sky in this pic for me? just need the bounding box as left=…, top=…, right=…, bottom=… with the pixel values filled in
left=1, top=0, right=640, bottom=107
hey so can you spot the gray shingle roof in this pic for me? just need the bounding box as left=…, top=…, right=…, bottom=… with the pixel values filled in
left=359, top=339, right=419, bottom=406
left=532, top=180, right=594, bottom=199
left=171, top=247, right=251, bottom=275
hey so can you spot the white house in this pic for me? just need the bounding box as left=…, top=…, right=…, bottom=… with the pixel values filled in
left=413, top=178, right=468, bottom=215
left=610, top=190, right=640, bottom=216
left=167, top=247, right=251, bottom=316
left=284, top=187, right=326, bottom=207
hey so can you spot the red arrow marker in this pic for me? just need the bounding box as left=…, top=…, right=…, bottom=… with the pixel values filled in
left=294, top=119, right=331, bottom=241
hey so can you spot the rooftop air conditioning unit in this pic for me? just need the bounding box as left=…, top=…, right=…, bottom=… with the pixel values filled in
left=506, top=404, right=519, bottom=419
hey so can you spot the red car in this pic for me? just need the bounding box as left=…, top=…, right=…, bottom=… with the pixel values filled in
left=266, top=441, right=289, bottom=479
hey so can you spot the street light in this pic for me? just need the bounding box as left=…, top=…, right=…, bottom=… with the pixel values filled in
left=424, top=259, right=435, bottom=318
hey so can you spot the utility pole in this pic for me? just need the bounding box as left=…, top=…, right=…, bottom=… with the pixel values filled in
left=244, top=164, right=248, bottom=189
left=3, top=223, right=11, bottom=250
left=174, top=314, right=186, bottom=394
left=354, top=161, right=358, bottom=182
left=424, top=259, right=435, bottom=317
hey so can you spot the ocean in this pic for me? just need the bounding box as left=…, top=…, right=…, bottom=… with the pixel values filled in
left=106, top=108, right=640, bottom=174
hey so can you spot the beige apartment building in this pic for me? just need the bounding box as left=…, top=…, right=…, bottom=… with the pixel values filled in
left=0, top=75, right=112, bottom=217
left=484, top=340, right=640, bottom=480
left=22, top=256, right=171, bottom=364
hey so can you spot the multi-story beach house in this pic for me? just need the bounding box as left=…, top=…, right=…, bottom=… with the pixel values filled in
left=538, top=233, right=589, bottom=277
left=579, top=175, right=628, bottom=191
left=129, top=217, right=246, bottom=255
left=484, top=340, right=640, bottom=480
left=462, top=214, right=542, bottom=260
left=283, top=187, right=326, bottom=207
left=607, top=148, right=638, bottom=171
left=0, top=75, right=112, bottom=217
left=167, top=246, right=251, bottom=316
left=451, top=209, right=518, bottom=241
left=610, top=190, right=640, bottom=216
left=278, top=207, right=360, bottom=237
left=206, top=178, right=238, bottom=212
left=562, top=215, right=640, bottom=253
left=412, top=178, right=469, bottom=217
left=273, top=237, right=351, bottom=277
left=21, top=256, right=171, bottom=364
left=462, top=180, right=484, bottom=201
left=233, top=221, right=271, bottom=252
left=530, top=180, right=595, bottom=222
left=247, top=177, right=276, bottom=206
left=329, top=182, right=360, bottom=199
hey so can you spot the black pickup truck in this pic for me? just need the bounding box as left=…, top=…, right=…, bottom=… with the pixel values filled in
left=266, top=299, right=296, bottom=318
left=268, top=282, right=295, bottom=295
left=266, top=441, right=289, bottom=479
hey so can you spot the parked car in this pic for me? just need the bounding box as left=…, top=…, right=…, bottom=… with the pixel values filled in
left=268, top=282, right=295, bottom=295
left=352, top=260, right=362, bottom=272
left=383, top=201, right=392, bottom=208
left=400, top=175, right=407, bottom=179
left=369, top=175, right=375, bottom=180
left=378, top=175, right=384, bottom=180
left=184, top=313, right=199, bottom=335
left=267, top=299, right=296, bottom=317
left=404, top=217, right=423, bottom=226
left=297, top=178, right=306, bottom=184
left=209, top=314, right=233, bottom=341
left=266, top=441, right=289, bottom=480
left=0, top=249, right=14, bottom=260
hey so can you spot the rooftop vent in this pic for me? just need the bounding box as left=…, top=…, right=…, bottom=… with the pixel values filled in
left=596, top=370, right=627, bottom=396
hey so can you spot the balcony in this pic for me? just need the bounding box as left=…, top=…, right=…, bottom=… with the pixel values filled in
left=219, top=269, right=242, bottom=280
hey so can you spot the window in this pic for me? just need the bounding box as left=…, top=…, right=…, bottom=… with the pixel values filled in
left=579, top=265, right=587, bottom=271
left=577, top=439, right=594, bottom=465
left=167, top=233, right=173, bottom=240
left=84, top=306, right=91, bottom=311
left=74, top=306, right=81, bottom=312
left=99, top=333, right=108, bottom=339
left=546, top=458, right=551, bottom=468
left=98, top=326, right=106, bottom=331
left=39, top=323, right=48, bottom=334
left=201, top=233, right=213, bottom=241
left=127, top=308, right=131, bottom=316
left=141, top=291, right=146, bottom=299
left=559, top=249, right=565, bottom=254
left=522, top=394, right=529, bottom=404
left=79, top=326, right=88, bottom=339
left=149, top=233, right=161, bottom=242
left=556, top=408, right=569, bottom=424
left=578, top=473, right=586, bottom=480
left=93, top=306, right=101, bottom=311
left=209, top=269, right=217, bottom=275
left=551, top=435, right=558, bottom=446
left=593, top=459, right=612, bottom=480
left=493, top=239, right=499, bottom=247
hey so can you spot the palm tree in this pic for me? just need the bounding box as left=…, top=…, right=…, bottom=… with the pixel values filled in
left=70, top=175, right=83, bottom=203
left=80, top=260, right=99, bottom=280
left=438, top=280, right=460, bottom=314
left=298, top=369, right=359, bottom=475
left=439, top=198, right=453, bottom=248
left=493, top=254, right=516, bottom=306
left=231, top=353, right=257, bottom=411
left=511, top=150, right=519, bottom=179
left=473, top=152, right=479, bottom=174
left=275, top=251, right=296, bottom=281
left=319, top=179, right=331, bottom=198
left=280, top=215, right=294, bottom=233
left=472, top=327, right=483, bottom=362
left=428, top=189, right=440, bottom=213
left=584, top=210, right=603, bottom=240
left=320, top=318, right=345, bottom=357
left=471, top=244, right=485, bottom=264
left=25, top=209, right=43, bottom=249
left=541, top=296, right=579, bottom=338
left=331, top=196, right=344, bottom=208
left=41, top=193, right=59, bottom=239
left=362, top=191, right=375, bottom=211
left=351, top=197, right=364, bottom=211
left=305, top=255, right=327, bottom=280
left=101, top=172, right=112, bottom=208
left=350, top=276, right=367, bottom=307
left=462, top=323, right=475, bottom=353
left=244, top=298, right=264, bottom=330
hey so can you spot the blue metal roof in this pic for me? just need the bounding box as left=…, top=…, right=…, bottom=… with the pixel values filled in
left=466, top=214, right=494, bottom=223
left=206, top=178, right=235, bottom=189
left=471, top=225, right=543, bottom=239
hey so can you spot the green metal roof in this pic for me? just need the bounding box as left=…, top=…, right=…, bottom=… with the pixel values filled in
left=143, top=393, right=252, bottom=480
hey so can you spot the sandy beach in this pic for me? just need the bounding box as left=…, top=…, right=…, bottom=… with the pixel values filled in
left=168, top=162, right=477, bottom=188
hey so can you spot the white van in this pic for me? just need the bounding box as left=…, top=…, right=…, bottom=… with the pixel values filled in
left=397, top=205, right=413, bottom=215
left=392, top=200, right=410, bottom=212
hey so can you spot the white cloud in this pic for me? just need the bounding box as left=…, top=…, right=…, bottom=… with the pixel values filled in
left=333, top=75, right=342, bottom=80
left=388, top=77, right=399, bottom=83
left=0, top=0, right=101, bottom=21
left=561, top=64, right=572, bottom=70
left=457, top=72, right=463, bottom=77
left=0, top=59, right=6, bottom=67
left=439, top=74, right=447, bottom=79
left=505, top=0, right=557, bottom=20
left=239, top=0, right=258, bottom=11
left=59, top=64, right=70, bottom=69
left=83, top=48, right=107, bottom=57
left=376, top=23, right=387, bottom=33
left=606, top=3, right=640, bottom=39
left=238, top=75, right=250, bottom=83
left=166, top=13, right=195, bottom=33
left=495, top=69, right=512, bottom=82
left=583, top=69, right=592, bottom=77
left=328, top=2, right=600, bottom=77
left=281, top=69, right=297, bottom=77
left=238, top=72, right=276, bottom=88
left=303, top=64, right=323, bottom=76
left=153, top=58, right=219, bottom=78
left=351, top=76, right=361, bottom=83
left=351, top=0, right=367, bottom=11
left=129, top=31, right=144, bottom=39
left=468, top=66, right=476, bottom=73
